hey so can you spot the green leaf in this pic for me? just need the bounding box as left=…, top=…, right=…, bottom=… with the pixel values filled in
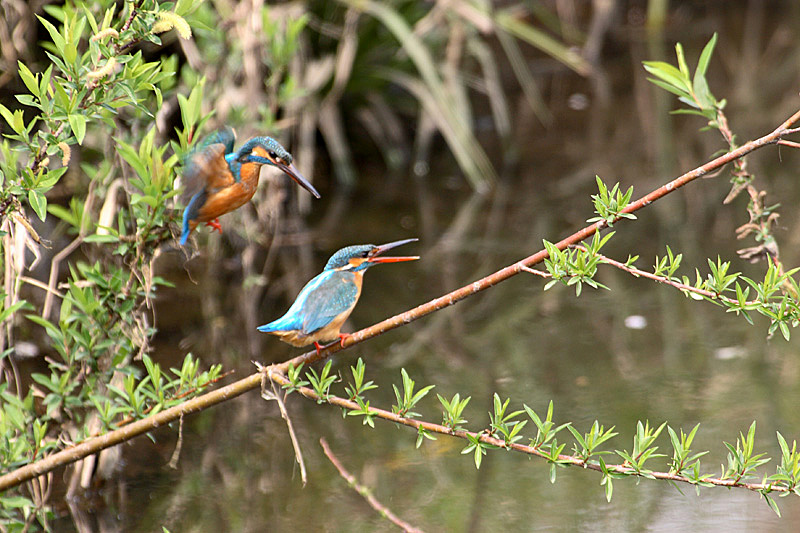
left=642, top=61, right=690, bottom=93
left=1, top=495, right=37, bottom=509
left=675, top=42, right=689, bottom=78
left=0, top=104, right=17, bottom=131
left=693, top=73, right=713, bottom=110
left=37, top=16, right=66, bottom=57
left=0, top=299, right=29, bottom=323
left=763, top=493, right=781, bottom=517
left=694, top=33, right=718, bottom=85
left=84, top=234, right=120, bottom=243
left=68, top=114, right=87, bottom=145
left=28, top=189, right=47, bottom=221
left=17, top=61, right=39, bottom=98
left=36, top=167, right=67, bottom=189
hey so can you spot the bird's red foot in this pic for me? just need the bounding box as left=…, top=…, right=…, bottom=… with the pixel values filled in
left=313, top=341, right=324, bottom=355
left=338, top=333, right=351, bottom=347
left=205, top=219, right=222, bottom=234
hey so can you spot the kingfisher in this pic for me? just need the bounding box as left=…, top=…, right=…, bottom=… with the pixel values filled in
left=179, top=127, right=320, bottom=245
left=258, top=238, right=419, bottom=352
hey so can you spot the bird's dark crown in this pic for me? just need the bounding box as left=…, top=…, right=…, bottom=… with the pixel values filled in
left=324, top=245, right=375, bottom=271
left=236, top=137, right=293, bottom=165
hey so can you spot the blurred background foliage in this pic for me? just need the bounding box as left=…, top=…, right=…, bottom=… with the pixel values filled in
left=1, top=0, right=800, bottom=530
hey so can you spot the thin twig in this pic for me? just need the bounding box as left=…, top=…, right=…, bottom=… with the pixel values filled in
left=777, top=139, right=800, bottom=149
left=17, top=276, right=64, bottom=299
left=41, top=236, right=83, bottom=321
left=261, top=365, right=307, bottom=486
left=167, top=414, right=184, bottom=469
left=570, top=245, right=762, bottom=307
left=518, top=265, right=549, bottom=277
left=320, top=438, right=425, bottom=533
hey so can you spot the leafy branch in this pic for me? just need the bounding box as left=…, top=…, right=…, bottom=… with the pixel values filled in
left=560, top=244, right=800, bottom=339
left=645, top=33, right=800, bottom=264
left=266, top=368, right=799, bottom=512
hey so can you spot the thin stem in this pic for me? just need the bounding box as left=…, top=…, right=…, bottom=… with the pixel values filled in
left=41, top=236, right=83, bottom=321
left=262, top=367, right=307, bottom=486
left=570, top=245, right=761, bottom=307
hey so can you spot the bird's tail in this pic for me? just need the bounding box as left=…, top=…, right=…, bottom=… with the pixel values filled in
left=257, top=322, right=281, bottom=333
left=179, top=192, right=204, bottom=245
left=257, top=315, right=299, bottom=333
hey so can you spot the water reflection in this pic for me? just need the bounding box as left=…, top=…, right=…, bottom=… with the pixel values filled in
left=59, top=6, right=800, bottom=531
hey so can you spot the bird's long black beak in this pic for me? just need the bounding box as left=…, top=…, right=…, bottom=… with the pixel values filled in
left=368, top=238, right=419, bottom=264
left=245, top=154, right=321, bottom=199
left=275, top=161, right=321, bottom=199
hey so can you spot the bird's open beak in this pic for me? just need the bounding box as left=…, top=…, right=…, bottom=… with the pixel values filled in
left=275, top=161, right=321, bottom=199
left=368, top=238, right=420, bottom=264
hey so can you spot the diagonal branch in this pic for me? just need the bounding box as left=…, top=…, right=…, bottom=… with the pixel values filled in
left=1, top=107, right=798, bottom=492
left=279, top=107, right=800, bottom=372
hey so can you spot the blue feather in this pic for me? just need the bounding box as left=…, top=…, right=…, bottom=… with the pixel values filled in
left=257, top=270, right=359, bottom=336
left=180, top=191, right=206, bottom=245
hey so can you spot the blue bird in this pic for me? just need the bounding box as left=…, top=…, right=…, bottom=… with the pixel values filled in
left=258, top=238, right=419, bottom=352
left=179, top=127, right=320, bottom=245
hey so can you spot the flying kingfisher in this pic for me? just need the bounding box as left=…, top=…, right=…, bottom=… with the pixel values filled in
left=258, top=238, right=419, bottom=352
left=179, top=127, right=320, bottom=245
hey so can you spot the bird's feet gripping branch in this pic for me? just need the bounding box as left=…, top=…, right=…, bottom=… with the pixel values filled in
left=205, top=219, right=223, bottom=234
left=311, top=333, right=352, bottom=356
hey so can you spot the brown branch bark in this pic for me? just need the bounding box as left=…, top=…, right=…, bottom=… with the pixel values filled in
left=0, top=373, right=262, bottom=491
left=1, top=108, right=798, bottom=492
left=279, top=107, right=800, bottom=372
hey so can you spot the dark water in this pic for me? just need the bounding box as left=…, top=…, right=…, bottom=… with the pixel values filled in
left=59, top=4, right=800, bottom=531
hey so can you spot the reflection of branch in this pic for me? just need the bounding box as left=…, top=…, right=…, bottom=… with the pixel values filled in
left=320, top=438, right=425, bottom=533
left=2, top=108, right=799, bottom=490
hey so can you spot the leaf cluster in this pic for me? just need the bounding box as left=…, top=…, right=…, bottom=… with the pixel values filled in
left=543, top=230, right=614, bottom=296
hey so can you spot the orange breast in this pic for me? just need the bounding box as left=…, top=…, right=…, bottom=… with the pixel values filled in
left=196, top=164, right=261, bottom=223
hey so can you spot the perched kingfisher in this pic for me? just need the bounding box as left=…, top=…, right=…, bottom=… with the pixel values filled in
left=179, top=127, right=320, bottom=245
left=258, top=238, right=419, bottom=352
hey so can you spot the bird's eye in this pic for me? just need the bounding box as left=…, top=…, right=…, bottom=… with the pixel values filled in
left=268, top=150, right=277, bottom=159
left=361, top=251, right=370, bottom=258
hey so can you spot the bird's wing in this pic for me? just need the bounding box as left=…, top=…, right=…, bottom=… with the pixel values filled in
left=198, top=127, right=235, bottom=154
left=179, top=143, right=234, bottom=205
left=300, top=272, right=360, bottom=335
